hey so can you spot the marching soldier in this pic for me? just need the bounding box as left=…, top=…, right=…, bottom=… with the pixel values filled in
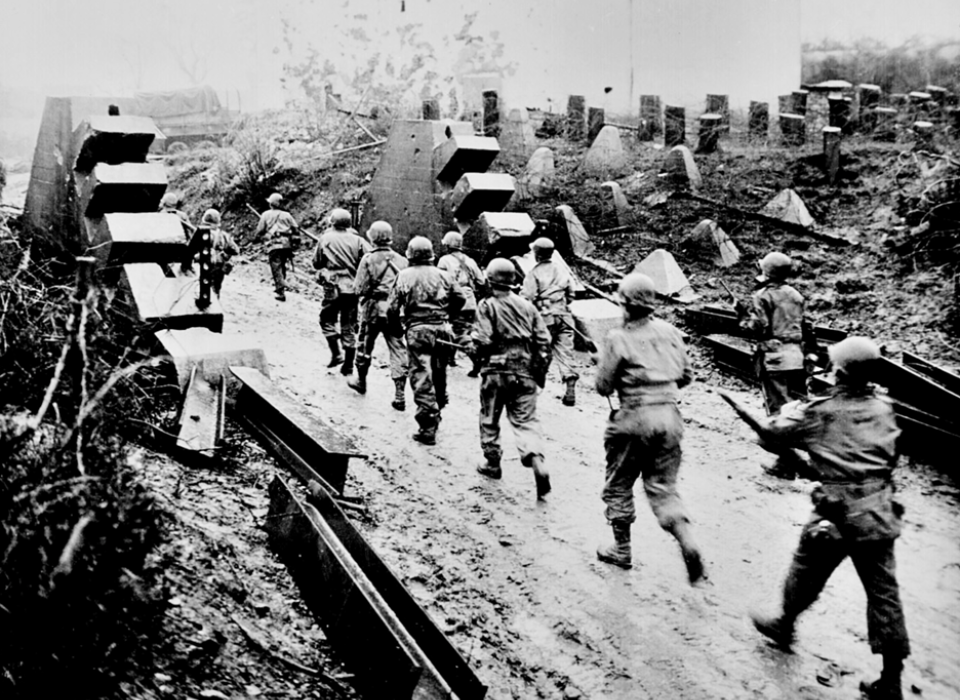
left=314, top=208, right=371, bottom=376
left=737, top=250, right=814, bottom=479
left=159, top=192, right=196, bottom=239
left=387, top=236, right=466, bottom=446
left=470, top=258, right=552, bottom=500
left=521, top=237, right=579, bottom=406
left=594, top=273, right=707, bottom=585
left=182, top=208, right=239, bottom=298
left=255, top=192, right=300, bottom=301
left=748, top=337, right=909, bottom=700
left=347, top=221, right=409, bottom=410
left=437, top=231, right=487, bottom=376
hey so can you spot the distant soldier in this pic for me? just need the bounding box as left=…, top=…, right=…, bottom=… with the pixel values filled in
left=594, top=273, right=707, bottom=585
left=159, top=192, right=196, bottom=239
left=313, top=208, right=371, bottom=376
left=255, top=192, right=301, bottom=301
left=521, top=237, right=579, bottom=406
left=437, top=231, right=487, bottom=376
left=749, top=337, right=909, bottom=700
left=348, top=221, right=409, bottom=410
left=737, top=250, right=814, bottom=479
left=387, top=236, right=466, bottom=445
left=470, top=258, right=552, bottom=499
left=182, top=208, right=239, bottom=297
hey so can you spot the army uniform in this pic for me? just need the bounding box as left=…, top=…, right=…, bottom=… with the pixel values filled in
left=256, top=205, right=300, bottom=300
left=159, top=196, right=196, bottom=240
left=387, top=245, right=466, bottom=444
left=521, top=253, right=578, bottom=401
left=314, top=220, right=371, bottom=374
left=437, top=242, right=486, bottom=364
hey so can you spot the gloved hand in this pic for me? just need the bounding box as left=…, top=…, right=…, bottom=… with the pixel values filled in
left=734, top=299, right=749, bottom=317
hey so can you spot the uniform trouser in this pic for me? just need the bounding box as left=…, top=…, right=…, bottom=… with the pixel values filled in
left=545, top=316, right=578, bottom=381
left=355, top=313, right=408, bottom=380
left=451, top=309, right=478, bottom=353
left=210, top=265, right=226, bottom=297
left=781, top=518, right=910, bottom=658
left=760, top=367, right=807, bottom=415
left=602, top=403, right=689, bottom=530
left=268, top=248, right=292, bottom=292
left=319, top=287, right=359, bottom=349
left=406, top=325, right=449, bottom=433
left=479, top=372, right=543, bottom=465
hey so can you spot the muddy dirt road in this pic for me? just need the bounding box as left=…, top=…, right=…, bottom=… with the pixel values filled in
left=218, top=258, right=960, bottom=700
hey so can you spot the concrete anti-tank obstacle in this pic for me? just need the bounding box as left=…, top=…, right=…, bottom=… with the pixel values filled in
left=566, top=95, right=586, bottom=141
left=696, top=114, right=722, bottom=154
left=663, top=145, right=702, bottom=191
left=519, top=146, right=555, bottom=199
left=857, top=84, right=881, bottom=133
left=639, top=94, right=662, bottom=141
left=822, top=126, right=842, bottom=186
left=581, top=125, right=628, bottom=177
left=422, top=99, right=441, bottom=120
left=482, top=90, right=500, bottom=137
left=664, top=105, right=685, bottom=147
left=706, top=94, right=730, bottom=133
left=791, top=90, right=809, bottom=116
left=761, top=189, right=815, bottom=228
left=912, top=121, right=935, bottom=149
left=748, top=102, right=769, bottom=139
left=587, top=107, right=605, bottom=144
left=828, top=95, right=853, bottom=134
left=779, top=113, right=805, bottom=147
left=600, top=181, right=630, bottom=227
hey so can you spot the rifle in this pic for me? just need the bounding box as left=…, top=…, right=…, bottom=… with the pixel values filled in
left=719, top=279, right=738, bottom=306
left=245, top=203, right=320, bottom=243
left=718, top=391, right=767, bottom=436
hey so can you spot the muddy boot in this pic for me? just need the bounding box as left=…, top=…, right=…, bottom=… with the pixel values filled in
left=412, top=426, right=437, bottom=446
left=326, top=337, right=343, bottom=368
left=597, top=521, right=632, bottom=569
left=476, top=456, right=502, bottom=480
left=275, top=289, right=286, bottom=301
left=340, top=347, right=355, bottom=376
left=467, top=358, right=482, bottom=378
left=670, top=521, right=708, bottom=586
left=347, top=365, right=367, bottom=394
left=531, top=455, right=551, bottom=500
left=860, top=655, right=905, bottom=700
left=751, top=613, right=795, bottom=651
left=561, top=377, right=577, bottom=406
left=391, top=378, right=406, bottom=411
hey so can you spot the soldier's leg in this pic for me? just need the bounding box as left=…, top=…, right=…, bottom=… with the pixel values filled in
left=433, top=334, right=449, bottom=410
left=506, top=375, right=550, bottom=498
left=598, top=431, right=642, bottom=568
left=407, top=328, right=440, bottom=442
left=383, top=323, right=408, bottom=410
left=339, top=294, right=359, bottom=375
left=478, top=373, right=507, bottom=477
left=850, top=539, right=910, bottom=659
left=318, top=288, right=343, bottom=367
left=348, top=313, right=372, bottom=394
left=760, top=369, right=806, bottom=479
left=268, top=250, right=286, bottom=297
left=760, top=368, right=792, bottom=415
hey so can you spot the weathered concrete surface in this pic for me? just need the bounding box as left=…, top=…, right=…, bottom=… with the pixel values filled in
left=433, top=134, right=501, bottom=186
left=761, top=189, right=815, bottom=228
left=696, top=114, right=722, bottom=154
left=156, top=326, right=269, bottom=392
left=448, top=172, right=516, bottom=223
left=498, top=108, right=537, bottom=161
left=519, top=146, right=555, bottom=199
left=77, top=162, right=167, bottom=217
left=121, top=263, right=223, bottom=331
left=664, top=145, right=702, bottom=191
left=462, top=211, right=536, bottom=261
left=823, top=126, right=842, bottom=185
left=581, top=125, right=628, bottom=177
left=85, top=212, right=188, bottom=267
left=779, top=113, right=805, bottom=146
left=73, top=115, right=159, bottom=172
left=600, top=181, right=630, bottom=226
left=555, top=204, right=594, bottom=258
left=686, top=219, right=740, bottom=267
left=570, top=297, right=623, bottom=347
left=632, top=248, right=696, bottom=300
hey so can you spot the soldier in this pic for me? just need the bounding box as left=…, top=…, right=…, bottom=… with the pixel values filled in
left=255, top=192, right=300, bottom=301
left=182, top=208, right=239, bottom=298
left=749, top=337, right=909, bottom=700
left=521, top=237, right=579, bottom=406
left=348, top=221, right=409, bottom=410
left=387, top=236, right=466, bottom=446
left=594, top=273, right=707, bottom=585
left=470, top=258, right=552, bottom=499
left=437, top=231, right=487, bottom=376
left=737, top=250, right=814, bottom=479
left=159, top=192, right=196, bottom=239
left=313, top=208, right=371, bottom=376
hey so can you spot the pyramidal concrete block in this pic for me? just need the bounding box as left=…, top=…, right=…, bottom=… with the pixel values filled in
left=581, top=125, right=628, bottom=176
left=632, top=248, right=695, bottom=299
left=555, top=204, right=594, bottom=258
left=761, top=189, right=814, bottom=228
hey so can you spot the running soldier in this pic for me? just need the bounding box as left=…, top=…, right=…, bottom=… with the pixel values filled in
left=470, top=258, right=552, bottom=500
left=255, top=192, right=300, bottom=301
left=348, top=221, right=409, bottom=410
left=437, top=231, right=486, bottom=376
left=521, top=237, right=579, bottom=406
left=748, top=337, right=909, bottom=700
left=737, top=250, right=815, bottom=479
left=594, top=273, right=707, bottom=585
left=313, top=208, right=371, bottom=376
left=387, top=236, right=466, bottom=446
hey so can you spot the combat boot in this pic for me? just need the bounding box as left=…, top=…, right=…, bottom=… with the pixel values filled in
left=412, top=427, right=437, bottom=446
left=476, top=456, right=502, bottom=479
left=531, top=455, right=551, bottom=499
left=597, top=521, right=632, bottom=569
left=467, top=358, right=482, bottom=378
left=340, top=347, right=355, bottom=376
left=669, top=521, right=709, bottom=586
left=326, top=337, right=343, bottom=368
left=561, top=377, right=577, bottom=406
left=347, top=366, right=367, bottom=394
left=860, top=654, right=905, bottom=700
left=391, top=378, right=406, bottom=411
left=751, top=613, right=795, bottom=651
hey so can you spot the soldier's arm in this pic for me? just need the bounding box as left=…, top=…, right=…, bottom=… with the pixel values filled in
left=471, top=300, right=494, bottom=349
left=595, top=333, right=622, bottom=397
left=757, top=400, right=819, bottom=449
left=386, top=279, right=403, bottom=328
left=531, top=308, right=552, bottom=356
left=447, top=277, right=467, bottom=316
left=312, top=240, right=326, bottom=270
left=520, top=270, right=536, bottom=301
left=677, top=337, right=694, bottom=389
left=354, top=256, right=371, bottom=296
left=739, top=292, right=770, bottom=338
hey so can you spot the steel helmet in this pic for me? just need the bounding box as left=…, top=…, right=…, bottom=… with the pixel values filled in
left=759, top=251, right=794, bottom=280
left=442, top=231, right=463, bottom=249
left=485, top=258, right=516, bottom=287
left=367, top=220, right=394, bottom=245
left=267, top=192, right=283, bottom=206
left=829, top=336, right=881, bottom=381
left=201, top=208, right=221, bottom=226
left=160, top=192, right=179, bottom=209
left=329, top=208, right=352, bottom=229
left=617, top=273, right=657, bottom=311
left=531, top=237, right=555, bottom=261
left=406, top=236, right=434, bottom=263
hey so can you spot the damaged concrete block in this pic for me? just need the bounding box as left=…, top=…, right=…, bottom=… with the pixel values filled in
left=761, top=189, right=815, bottom=228
left=588, top=107, right=606, bottom=144
left=600, top=182, right=631, bottom=226
left=77, top=162, right=167, bottom=217
left=632, top=248, right=697, bottom=301
left=86, top=212, right=189, bottom=267
left=696, top=114, right=723, bottom=154
left=498, top=108, right=537, bottom=161
left=686, top=219, right=740, bottom=267
left=780, top=113, right=806, bottom=146
left=663, top=145, right=702, bottom=191
left=462, top=211, right=536, bottom=259
left=73, top=115, right=160, bottom=172
left=155, top=327, right=269, bottom=393
left=555, top=204, right=594, bottom=258
left=520, top=146, right=555, bottom=198
left=448, top=172, right=516, bottom=223
left=581, top=126, right=628, bottom=177
left=121, top=263, right=223, bottom=332
left=433, top=135, right=500, bottom=185
left=570, top=298, right=623, bottom=348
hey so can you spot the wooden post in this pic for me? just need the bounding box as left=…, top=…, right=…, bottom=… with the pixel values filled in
left=422, top=99, right=440, bottom=120
left=780, top=113, right=805, bottom=146
left=706, top=94, right=730, bottom=133
left=696, top=114, right=722, bottom=154
left=664, top=105, right=685, bottom=147
left=748, top=101, right=769, bottom=139
left=566, top=95, right=586, bottom=141
left=822, top=126, right=841, bottom=185
left=639, top=95, right=661, bottom=141
left=587, top=107, right=605, bottom=144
